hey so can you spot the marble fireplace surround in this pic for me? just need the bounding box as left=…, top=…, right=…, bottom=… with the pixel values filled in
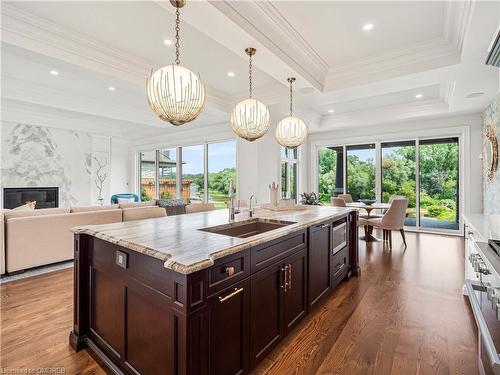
left=1, top=122, right=111, bottom=208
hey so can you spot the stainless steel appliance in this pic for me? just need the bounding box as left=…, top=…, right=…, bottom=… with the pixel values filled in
left=465, top=226, right=500, bottom=375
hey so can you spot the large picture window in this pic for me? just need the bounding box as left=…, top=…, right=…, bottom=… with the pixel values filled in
left=208, top=141, right=237, bottom=209
left=139, top=150, right=157, bottom=201
left=317, top=136, right=461, bottom=232
left=158, top=148, right=177, bottom=201
left=138, top=140, right=237, bottom=209
left=280, top=147, right=298, bottom=201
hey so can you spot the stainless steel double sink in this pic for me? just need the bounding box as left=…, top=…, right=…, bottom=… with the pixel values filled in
left=199, top=218, right=296, bottom=239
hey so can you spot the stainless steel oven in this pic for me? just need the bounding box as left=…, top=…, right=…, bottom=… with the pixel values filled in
left=466, top=241, right=500, bottom=375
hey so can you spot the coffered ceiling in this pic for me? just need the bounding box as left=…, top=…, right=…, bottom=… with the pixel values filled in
left=1, top=0, right=498, bottom=142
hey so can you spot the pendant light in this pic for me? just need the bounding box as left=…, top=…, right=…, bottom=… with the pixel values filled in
left=146, top=0, right=206, bottom=126
left=230, top=48, right=271, bottom=142
left=275, top=77, right=308, bottom=148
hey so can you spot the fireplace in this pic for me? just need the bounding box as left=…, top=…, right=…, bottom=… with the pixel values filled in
left=3, top=187, right=59, bottom=209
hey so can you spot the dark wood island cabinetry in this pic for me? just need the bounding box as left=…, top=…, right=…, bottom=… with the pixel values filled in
left=70, top=208, right=359, bottom=375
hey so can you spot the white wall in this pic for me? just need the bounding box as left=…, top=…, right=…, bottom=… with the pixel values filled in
left=304, top=112, right=484, bottom=214
left=110, top=138, right=134, bottom=195
left=237, top=122, right=281, bottom=204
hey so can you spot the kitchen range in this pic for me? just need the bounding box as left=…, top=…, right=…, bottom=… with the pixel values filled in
left=464, top=214, right=500, bottom=375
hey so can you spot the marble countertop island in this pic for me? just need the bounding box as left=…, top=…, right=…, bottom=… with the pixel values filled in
left=73, top=206, right=353, bottom=274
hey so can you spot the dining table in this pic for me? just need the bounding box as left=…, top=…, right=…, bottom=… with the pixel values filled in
left=346, top=202, right=390, bottom=242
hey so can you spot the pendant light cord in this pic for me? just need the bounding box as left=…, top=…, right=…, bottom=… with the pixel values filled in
left=175, top=7, right=181, bottom=65
left=249, top=53, right=253, bottom=99
left=289, top=79, right=293, bottom=116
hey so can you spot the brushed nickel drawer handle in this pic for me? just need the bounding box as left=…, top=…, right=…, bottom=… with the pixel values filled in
left=219, top=287, right=243, bottom=303
left=317, top=223, right=329, bottom=228
left=225, top=266, right=235, bottom=276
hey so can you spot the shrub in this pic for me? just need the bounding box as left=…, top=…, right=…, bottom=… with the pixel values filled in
left=426, top=205, right=449, bottom=218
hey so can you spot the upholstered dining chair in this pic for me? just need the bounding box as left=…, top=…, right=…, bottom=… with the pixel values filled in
left=359, top=198, right=408, bottom=249
left=331, top=197, right=347, bottom=207
left=338, top=194, right=353, bottom=203
left=185, top=202, right=216, bottom=214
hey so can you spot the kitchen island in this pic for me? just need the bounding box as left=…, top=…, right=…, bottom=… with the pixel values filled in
left=69, top=206, right=359, bottom=375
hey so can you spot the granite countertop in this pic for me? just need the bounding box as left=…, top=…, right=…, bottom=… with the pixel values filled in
left=463, top=213, right=500, bottom=241
left=73, top=206, right=353, bottom=274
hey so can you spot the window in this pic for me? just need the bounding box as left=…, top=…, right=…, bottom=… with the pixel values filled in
left=208, top=141, right=237, bottom=209
left=139, top=150, right=157, bottom=201
left=140, top=140, right=237, bottom=208
left=158, top=148, right=177, bottom=201
left=418, top=138, right=459, bottom=230
left=316, top=136, right=461, bottom=233
left=280, top=147, right=298, bottom=201
left=318, top=146, right=344, bottom=204
left=181, top=145, right=204, bottom=204
left=381, top=141, right=416, bottom=226
left=346, top=144, right=376, bottom=201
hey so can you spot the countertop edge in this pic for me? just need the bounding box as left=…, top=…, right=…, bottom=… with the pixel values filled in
left=73, top=209, right=354, bottom=274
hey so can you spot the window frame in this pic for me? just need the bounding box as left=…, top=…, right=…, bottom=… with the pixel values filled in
left=311, top=126, right=468, bottom=235
left=137, top=139, right=237, bottom=205
left=280, top=147, right=299, bottom=201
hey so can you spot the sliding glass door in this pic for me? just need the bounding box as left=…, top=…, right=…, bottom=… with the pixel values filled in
left=317, top=136, right=461, bottom=232
left=418, top=138, right=459, bottom=230
left=346, top=144, right=376, bottom=201
left=318, top=146, right=344, bottom=204
left=381, top=141, right=416, bottom=227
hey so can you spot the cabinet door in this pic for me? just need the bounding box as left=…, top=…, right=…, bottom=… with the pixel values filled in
left=208, top=278, right=250, bottom=375
left=250, top=262, right=284, bottom=368
left=308, top=222, right=331, bottom=308
left=283, top=248, right=307, bottom=335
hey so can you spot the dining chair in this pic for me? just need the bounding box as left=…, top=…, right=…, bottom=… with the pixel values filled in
left=186, top=202, right=216, bottom=214
left=359, top=198, right=408, bottom=249
left=338, top=194, right=353, bottom=203
left=331, top=197, right=347, bottom=207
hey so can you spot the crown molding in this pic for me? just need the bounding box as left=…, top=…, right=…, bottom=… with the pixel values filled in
left=1, top=74, right=165, bottom=127
left=323, top=0, right=473, bottom=92
left=0, top=97, right=162, bottom=140
left=444, top=0, right=475, bottom=54
left=316, top=99, right=449, bottom=132
left=324, top=37, right=461, bottom=91
left=208, top=0, right=326, bottom=91
left=1, top=3, right=232, bottom=114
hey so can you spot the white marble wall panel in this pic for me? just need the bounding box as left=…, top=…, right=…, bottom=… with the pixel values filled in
left=1, top=122, right=91, bottom=207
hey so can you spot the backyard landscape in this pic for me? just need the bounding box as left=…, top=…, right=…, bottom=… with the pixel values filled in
left=318, top=139, right=459, bottom=229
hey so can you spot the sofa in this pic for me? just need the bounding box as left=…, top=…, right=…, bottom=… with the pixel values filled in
left=0, top=200, right=162, bottom=274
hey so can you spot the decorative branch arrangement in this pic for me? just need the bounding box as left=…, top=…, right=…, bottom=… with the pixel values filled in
left=93, top=156, right=108, bottom=205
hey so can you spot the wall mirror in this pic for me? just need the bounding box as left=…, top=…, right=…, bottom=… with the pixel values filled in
left=484, top=124, right=499, bottom=181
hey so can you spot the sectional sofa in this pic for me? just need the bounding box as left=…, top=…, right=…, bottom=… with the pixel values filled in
left=0, top=200, right=165, bottom=275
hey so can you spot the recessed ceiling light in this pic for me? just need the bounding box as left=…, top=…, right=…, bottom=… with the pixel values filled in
left=328, top=109, right=335, bottom=113
left=227, top=72, right=235, bottom=77
left=164, top=39, right=173, bottom=46
left=50, top=70, right=59, bottom=76
left=363, top=23, right=374, bottom=31
left=415, top=94, right=423, bottom=99
left=465, top=92, right=485, bottom=99
left=108, top=87, right=116, bottom=91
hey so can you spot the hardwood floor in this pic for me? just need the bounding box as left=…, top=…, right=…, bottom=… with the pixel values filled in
left=0, top=231, right=478, bottom=375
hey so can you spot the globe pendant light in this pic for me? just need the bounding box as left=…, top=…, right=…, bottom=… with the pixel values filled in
left=275, top=77, right=308, bottom=148
left=146, top=0, right=206, bottom=126
left=230, top=48, right=271, bottom=142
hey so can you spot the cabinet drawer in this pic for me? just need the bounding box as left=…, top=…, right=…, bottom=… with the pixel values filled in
left=331, top=246, right=349, bottom=281
left=251, top=230, right=307, bottom=272
left=208, top=249, right=250, bottom=295
left=332, top=219, right=347, bottom=255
